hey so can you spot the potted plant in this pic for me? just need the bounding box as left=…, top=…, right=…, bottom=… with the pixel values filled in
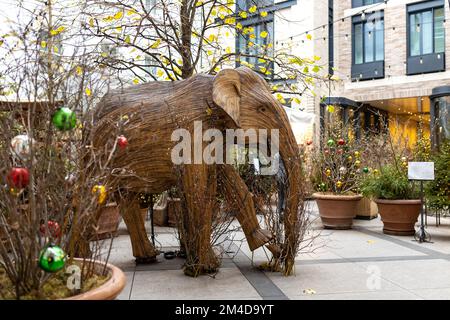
left=426, top=141, right=450, bottom=214
left=361, top=164, right=420, bottom=235
left=311, top=121, right=365, bottom=229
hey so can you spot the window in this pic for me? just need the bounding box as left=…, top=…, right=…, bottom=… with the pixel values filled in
left=352, top=0, right=384, bottom=8
left=409, top=6, right=445, bottom=57
left=353, top=15, right=384, bottom=64
left=236, top=21, right=274, bottom=76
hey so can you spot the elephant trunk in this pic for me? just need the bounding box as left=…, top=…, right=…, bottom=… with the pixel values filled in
left=277, top=115, right=305, bottom=276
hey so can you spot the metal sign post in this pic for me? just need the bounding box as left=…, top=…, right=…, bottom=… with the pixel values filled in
left=408, top=162, right=435, bottom=243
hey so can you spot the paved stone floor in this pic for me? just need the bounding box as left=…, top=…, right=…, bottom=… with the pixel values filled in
left=103, top=201, right=450, bottom=300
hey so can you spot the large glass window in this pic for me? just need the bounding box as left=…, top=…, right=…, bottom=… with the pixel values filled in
left=409, top=6, right=445, bottom=57
left=237, top=21, right=274, bottom=74
left=353, top=16, right=384, bottom=65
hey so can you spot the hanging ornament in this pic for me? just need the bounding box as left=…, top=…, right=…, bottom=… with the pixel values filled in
left=363, top=167, right=370, bottom=173
left=402, top=162, right=408, bottom=167
left=52, top=107, right=77, bottom=131
left=337, top=148, right=344, bottom=155
left=92, top=185, right=107, bottom=204
left=339, top=166, right=347, bottom=174
left=336, top=181, right=343, bottom=188
left=355, top=160, right=361, bottom=167
left=337, top=138, right=345, bottom=146
left=354, top=151, right=360, bottom=158
left=11, top=135, right=34, bottom=160
left=325, top=169, right=331, bottom=177
left=401, top=156, right=407, bottom=163
left=7, top=167, right=30, bottom=189
left=373, top=169, right=379, bottom=175
left=327, top=139, right=335, bottom=147
left=38, top=244, right=66, bottom=273
left=117, top=135, right=128, bottom=149
left=347, top=155, right=353, bottom=162
left=47, top=221, right=61, bottom=239
left=306, top=139, right=313, bottom=146
left=319, top=183, right=327, bottom=191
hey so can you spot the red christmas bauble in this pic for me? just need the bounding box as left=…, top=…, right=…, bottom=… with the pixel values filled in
left=306, top=139, right=313, bottom=146
left=117, top=135, right=128, bottom=149
left=7, top=167, right=30, bottom=188
left=47, top=221, right=61, bottom=238
left=337, top=139, right=345, bottom=146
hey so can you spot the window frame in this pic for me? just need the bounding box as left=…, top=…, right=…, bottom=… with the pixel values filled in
left=352, top=0, right=384, bottom=8
left=407, top=4, right=445, bottom=57
left=352, top=12, right=385, bottom=65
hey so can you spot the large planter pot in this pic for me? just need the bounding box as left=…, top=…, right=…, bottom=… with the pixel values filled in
left=375, top=199, right=421, bottom=236
left=313, top=193, right=363, bottom=229
left=63, top=259, right=126, bottom=300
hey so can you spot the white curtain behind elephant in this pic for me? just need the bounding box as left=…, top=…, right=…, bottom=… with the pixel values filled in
left=282, top=107, right=316, bottom=145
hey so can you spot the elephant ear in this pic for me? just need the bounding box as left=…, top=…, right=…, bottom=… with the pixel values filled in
left=213, top=69, right=241, bottom=127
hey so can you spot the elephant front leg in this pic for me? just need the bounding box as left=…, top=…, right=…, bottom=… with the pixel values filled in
left=178, top=164, right=220, bottom=277
left=119, top=193, right=158, bottom=263
left=220, top=165, right=273, bottom=251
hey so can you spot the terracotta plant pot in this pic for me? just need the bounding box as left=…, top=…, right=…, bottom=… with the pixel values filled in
left=375, top=199, right=421, bottom=236
left=63, top=259, right=126, bottom=300
left=313, top=193, right=363, bottom=229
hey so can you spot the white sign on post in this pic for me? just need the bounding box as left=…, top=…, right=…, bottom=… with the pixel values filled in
left=408, top=162, right=435, bottom=181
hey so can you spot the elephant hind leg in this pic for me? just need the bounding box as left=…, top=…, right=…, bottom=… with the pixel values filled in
left=119, top=193, right=158, bottom=263
left=220, top=165, right=273, bottom=251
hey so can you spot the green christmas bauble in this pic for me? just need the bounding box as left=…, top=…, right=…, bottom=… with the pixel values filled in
left=52, top=107, right=76, bottom=131
left=363, top=167, right=369, bottom=173
left=38, top=244, right=66, bottom=273
left=327, top=139, right=335, bottom=147
left=319, top=183, right=326, bottom=191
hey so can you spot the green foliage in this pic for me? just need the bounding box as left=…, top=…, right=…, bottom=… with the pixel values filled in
left=426, top=141, right=450, bottom=209
left=361, top=164, right=419, bottom=200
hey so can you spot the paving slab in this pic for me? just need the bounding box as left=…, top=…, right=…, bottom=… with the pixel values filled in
left=130, top=267, right=261, bottom=300
left=266, top=262, right=403, bottom=299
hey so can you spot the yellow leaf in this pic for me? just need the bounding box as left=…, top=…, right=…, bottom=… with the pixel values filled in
left=260, top=31, right=268, bottom=39
left=249, top=5, right=257, bottom=13
left=239, top=11, right=248, bottom=19
left=114, top=11, right=123, bottom=20
left=330, top=75, right=340, bottom=81
left=207, top=50, right=213, bottom=56
left=306, top=34, right=312, bottom=40
left=206, top=107, right=213, bottom=116
left=57, top=26, right=66, bottom=33
left=208, top=34, right=216, bottom=42
left=225, top=47, right=231, bottom=54
left=85, top=88, right=92, bottom=96
left=195, top=1, right=203, bottom=6
left=249, top=33, right=256, bottom=39
left=156, top=69, right=164, bottom=77
left=101, top=52, right=108, bottom=58
left=126, top=9, right=136, bottom=16
left=133, top=78, right=139, bottom=84
left=89, top=17, right=95, bottom=27
left=293, top=97, right=301, bottom=104
left=125, top=35, right=131, bottom=44
left=53, top=46, right=59, bottom=53
left=260, top=11, right=268, bottom=17
left=367, top=240, right=376, bottom=244
left=276, top=94, right=286, bottom=104
left=40, top=40, right=47, bottom=48
left=150, top=38, right=161, bottom=49
left=314, top=55, right=321, bottom=61
left=211, top=9, right=217, bottom=16
left=76, top=66, right=82, bottom=76
left=258, top=58, right=266, bottom=63
left=224, top=17, right=236, bottom=24
left=236, top=23, right=243, bottom=30
left=248, top=41, right=254, bottom=47
left=327, top=105, right=335, bottom=113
